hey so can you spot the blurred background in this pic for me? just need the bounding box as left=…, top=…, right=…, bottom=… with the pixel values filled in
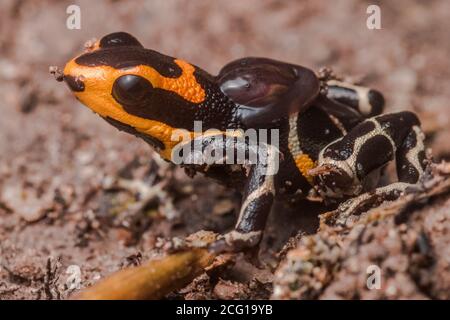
left=1, top=0, right=450, bottom=299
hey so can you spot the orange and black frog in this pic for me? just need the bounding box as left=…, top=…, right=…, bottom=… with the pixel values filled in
left=57, top=32, right=428, bottom=253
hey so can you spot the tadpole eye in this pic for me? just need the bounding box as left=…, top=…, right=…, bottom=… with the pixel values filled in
left=112, top=75, right=153, bottom=106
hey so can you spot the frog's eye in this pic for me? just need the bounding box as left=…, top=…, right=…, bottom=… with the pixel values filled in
left=112, top=75, right=153, bottom=106
left=99, top=32, right=143, bottom=49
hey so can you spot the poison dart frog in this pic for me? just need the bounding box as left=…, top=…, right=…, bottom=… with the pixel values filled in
left=57, top=32, right=428, bottom=253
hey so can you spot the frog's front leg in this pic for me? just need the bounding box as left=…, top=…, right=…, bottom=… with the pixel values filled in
left=310, top=111, right=427, bottom=216
left=177, top=134, right=278, bottom=253
left=210, top=161, right=276, bottom=253
left=213, top=143, right=278, bottom=254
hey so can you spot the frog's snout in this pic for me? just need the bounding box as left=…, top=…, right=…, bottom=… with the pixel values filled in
left=63, top=74, right=85, bottom=92
left=50, top=64, right=86, bottom=92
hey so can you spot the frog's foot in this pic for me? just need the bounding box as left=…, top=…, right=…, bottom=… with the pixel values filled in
left=333, top=182, right=417, bottom=226
left=313, top=111, right=427, bottom=200
left=309, top=162, right=360, bottom=200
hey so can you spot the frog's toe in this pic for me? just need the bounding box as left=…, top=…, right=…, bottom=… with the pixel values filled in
left=309, top=164, right=357, bottom=198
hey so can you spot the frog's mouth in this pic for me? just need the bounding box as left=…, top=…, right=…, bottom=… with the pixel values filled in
left=102, top=116, right=166, bottom=151
left=51, top=66, right=86, bottom=93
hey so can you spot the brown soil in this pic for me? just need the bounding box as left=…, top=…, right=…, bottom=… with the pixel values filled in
left=1, top=0, right=450, bottom=299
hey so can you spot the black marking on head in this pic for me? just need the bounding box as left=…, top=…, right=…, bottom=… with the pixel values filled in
left=110, top=75, right=191, bottom=128
left=64, top=75, right=85, bottom=92
left=115, top=77, right=238, bottom=132
left=103, top=116, right=165, bottom=151
left=355, top=135, right=394, bottom=180
left=323, top=120, right=376, bottom=161
left=75, top=47, right=182, bottom=78
left=99, top=32, right=143, bottom=49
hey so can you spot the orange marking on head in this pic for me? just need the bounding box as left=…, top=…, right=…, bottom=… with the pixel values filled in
left=294, top=154, right=315, bottom=184
left=63, top=57, right=207, bottom=160
left=127, top=59, right=205, bottom=104
left=164, top=60, right=205, bottom=103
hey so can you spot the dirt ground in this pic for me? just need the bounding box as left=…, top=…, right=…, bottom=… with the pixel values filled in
left=1, top=0, right=450, bottom=300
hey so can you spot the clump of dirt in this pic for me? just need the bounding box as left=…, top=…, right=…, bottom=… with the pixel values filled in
left=273, top=163, right=450, bottom=299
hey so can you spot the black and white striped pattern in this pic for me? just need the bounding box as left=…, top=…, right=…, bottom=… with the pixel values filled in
left=326, top=80, right=385, bottom=118
left=312, top=111, right=426, bottom=199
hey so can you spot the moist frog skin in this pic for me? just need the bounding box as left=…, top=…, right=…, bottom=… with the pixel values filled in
left=60, top=32, right=427, bottom=253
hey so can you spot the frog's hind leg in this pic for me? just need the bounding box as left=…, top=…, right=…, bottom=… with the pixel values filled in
left=326, top=80, right=385, bottom=118
left=337, top=123, right=427, bottom=218
left=310, top=111, right=428, bottom=219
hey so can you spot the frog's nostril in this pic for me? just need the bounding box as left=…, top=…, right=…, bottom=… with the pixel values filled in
left=64, top=75, right=85, bottom=92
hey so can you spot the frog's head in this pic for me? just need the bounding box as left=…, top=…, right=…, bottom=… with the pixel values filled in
left=62, top=32, right=213, bottom=160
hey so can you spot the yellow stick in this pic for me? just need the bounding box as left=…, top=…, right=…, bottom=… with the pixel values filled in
left=73, top=248, right=215, bottom=300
